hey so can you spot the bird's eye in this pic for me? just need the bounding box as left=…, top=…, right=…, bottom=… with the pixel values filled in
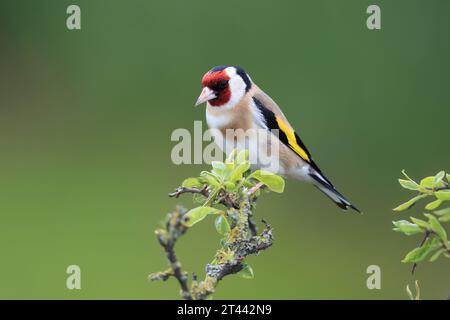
left=212, top=80, right=229, bottom=92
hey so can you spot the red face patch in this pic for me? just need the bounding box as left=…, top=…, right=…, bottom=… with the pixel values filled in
left=201, top=70, right=231, bottom=107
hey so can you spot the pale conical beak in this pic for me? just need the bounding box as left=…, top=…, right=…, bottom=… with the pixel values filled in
left=195, top=87, right=216, bottom=106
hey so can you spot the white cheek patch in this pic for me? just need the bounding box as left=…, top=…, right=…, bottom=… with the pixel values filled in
left=218, top=69, right=245, bottom=110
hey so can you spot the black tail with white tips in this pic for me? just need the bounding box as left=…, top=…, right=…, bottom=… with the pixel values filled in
left=309, top=171, right=360, bottom=213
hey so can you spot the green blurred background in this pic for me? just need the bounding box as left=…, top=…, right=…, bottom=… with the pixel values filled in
left=0, top=0, right=449, bottom=299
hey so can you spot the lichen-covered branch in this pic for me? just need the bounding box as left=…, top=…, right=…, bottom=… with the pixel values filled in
left=150, top=149, right=283, bottom=300
left=150, top=189, right=274, bottom=300
left=149, top=206, right=192, bottom=299
left=190, top=194, right=273, bottom=300
left=168, top=185, right=239, bottom=209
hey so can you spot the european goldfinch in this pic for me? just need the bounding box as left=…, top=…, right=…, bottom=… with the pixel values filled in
left=195, top=65, right=360, bottom=213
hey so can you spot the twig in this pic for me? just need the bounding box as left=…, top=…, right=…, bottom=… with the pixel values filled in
left=169, top=186, right=239, bottom=209
left=168, top=185, right=209, bottom=199
left=149, top=207, right=192, bottom=300
left=424, top=184, right=450, bottom=192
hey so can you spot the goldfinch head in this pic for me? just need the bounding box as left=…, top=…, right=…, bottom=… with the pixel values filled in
left=195, top=65, right=252, bottom=109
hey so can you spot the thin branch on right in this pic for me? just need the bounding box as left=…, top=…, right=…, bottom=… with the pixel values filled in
left=392, top=170, right=450, bottom=299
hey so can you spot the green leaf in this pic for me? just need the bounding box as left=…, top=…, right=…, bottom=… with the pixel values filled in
left=211, top=161, right=226, bottom=178
left=401, top=170, right=417, bottom=183
left=214, top=215, right=231, bottom=236
left=225, top=162, right=235, bottom=173
left=213, top=162, right=236, bottom=181
left=402, top=243, right=434, bottom=263
left=447, top=173, right=450, bottom=183
left=434, top=207, right=450, bottom=222
left=237, top=263, right=254, bottom=279
left=200, top=171, right=221, bottom=188
left=425, top=199, right=443, bottom=210
left=420, top=176, right=445, bottom=192
left=211, top=161, right=225, bottom=170
left=248, top=170, right=285, bottom=193
left=429, top=248, right=446, bottom=262
left=420, top=176, right=436, bottom=189
left=223, top=181, right=236, bottom=191
left=438, top=212, right=450, bottom=223
left=393, top=194, right=428, bottom=212
left=182, top=178, right=203, bottom=188
left=429, top=237, right=442, bottom=250
left=192, top=193, right=206, bottom=205
left=435, top=190, right=450, bottom=201
left=410, top=217, right=429, bottom=229
left=392, top=220, right=423, bottom=235
left=225, top=149, right=238, bottom=164
left=425, top=213, right=448, bottom=243
left=434, top=207, right=450, bottom=216
left=227, top=161, right=251, bottom=183
left=398, top=179, right=419, bottom=191
left=183, top=206, right=222, bottom=227
left=236, top=149, right=249, bottom=164
left=434, top=171, right=446, bottom=185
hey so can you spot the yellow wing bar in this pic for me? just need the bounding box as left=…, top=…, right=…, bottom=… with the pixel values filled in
left=275, top=116, right=311, bottom=163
